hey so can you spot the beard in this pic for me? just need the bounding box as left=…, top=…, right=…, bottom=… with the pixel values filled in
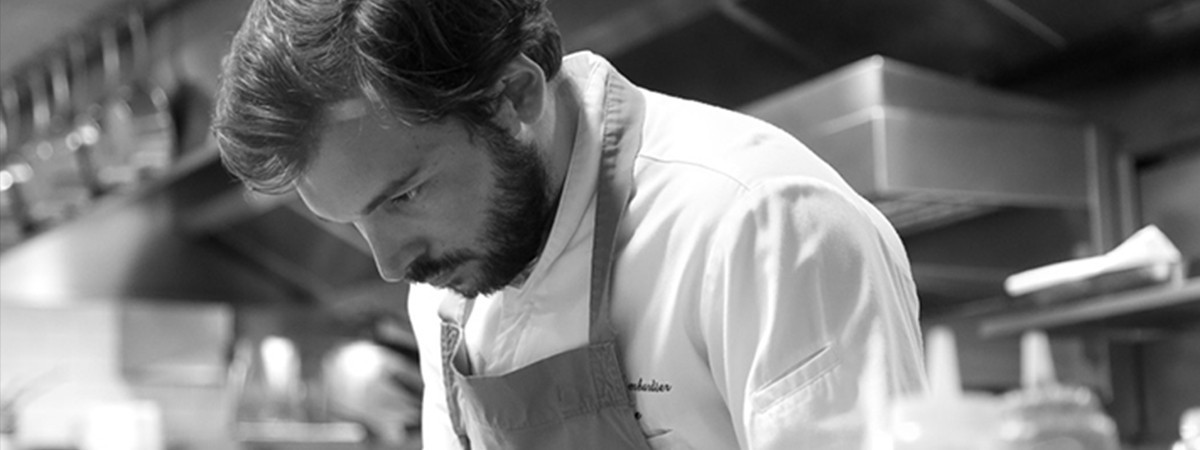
left=404, top=122, right=558, bottom=298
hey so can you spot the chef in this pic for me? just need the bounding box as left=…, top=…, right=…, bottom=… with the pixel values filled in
left=212, top=0, right=928, bottom=448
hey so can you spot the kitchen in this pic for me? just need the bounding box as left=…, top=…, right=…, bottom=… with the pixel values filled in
left=1, top=0, right=1198, bottom=448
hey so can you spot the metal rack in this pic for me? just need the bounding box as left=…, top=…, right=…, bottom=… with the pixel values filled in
left=978, top=277, right=1200, bottom=338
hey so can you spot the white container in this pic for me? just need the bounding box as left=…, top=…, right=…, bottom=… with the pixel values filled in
left=890, top=326, right=1005, bottom=449
left=1172, top=407, right=1200, bottom=450
left=997, top=331, right=1120, bottom=450
left=79, top=400, right=163, bottom=450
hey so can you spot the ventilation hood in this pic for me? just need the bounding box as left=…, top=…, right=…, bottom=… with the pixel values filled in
left=743, top=56, right=1128, bottom=308
left=744, top=55, right=1116, bottom=234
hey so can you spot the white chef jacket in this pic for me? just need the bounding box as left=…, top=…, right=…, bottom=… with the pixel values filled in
left=408, top=52, right=927, bottom=449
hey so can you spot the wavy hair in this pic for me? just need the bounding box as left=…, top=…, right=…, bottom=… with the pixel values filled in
left=212, top=0, right=562, bottom=194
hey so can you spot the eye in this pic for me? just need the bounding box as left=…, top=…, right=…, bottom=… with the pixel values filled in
left=389, top=186, right=421, bottom=206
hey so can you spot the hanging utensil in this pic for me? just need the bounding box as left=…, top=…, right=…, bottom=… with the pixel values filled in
left=126, top=6, right=177, bottom=178
left=90, top=20, right=135, bottom=189
left=1, top=85, right=28, bottom=180
left=29, top=69, right=52, bottom=141
left=1, top=85, right=37, bottom=243
left=50, top=41, right=104, bottom=196
left=0, top=86, right=15, bottom=158
left=20, top=66, right=92, bottom=224
left=0, top=102, right=7, bottom=156
left=100, top=7, right=177, bottom=186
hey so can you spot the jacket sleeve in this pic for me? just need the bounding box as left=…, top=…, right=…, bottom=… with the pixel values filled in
left=407, top=284, right=465, bottom=450
left=699, top=177, right=926, bottom=449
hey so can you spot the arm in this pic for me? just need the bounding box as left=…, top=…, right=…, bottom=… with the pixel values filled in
left=700, top=178, right=926, bottom=449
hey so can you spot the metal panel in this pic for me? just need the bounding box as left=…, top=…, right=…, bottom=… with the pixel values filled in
left=120, top=300, right=233, bottom=385
left=743, top=56, right=1081, bottom=132
left=0, top=194, right=298, bottom=305
left=880, top=109, right=1091, bottom=206
left=744, top=56, right=1098, bottom=210
left=799, top=118, right=880, bottom=196
left=743, top=56, right=1114, bottom=307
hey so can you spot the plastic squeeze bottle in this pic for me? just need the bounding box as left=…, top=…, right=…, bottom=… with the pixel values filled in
left=998, top=330, right=1120, bottom=450
left=1172, top=407, right=1200, bottom=450
left=889, top=326, right=1005, bottom=449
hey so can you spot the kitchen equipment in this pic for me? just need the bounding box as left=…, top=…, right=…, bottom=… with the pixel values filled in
left=61, top=35, right=105, bottom=197
left=80, top=22, right=125, bottom=191
left=15, top=64, right=92, bottom=226
left=1174, top=407, right=1200, bottom=450
left=114, top=9, right=175, bottom=180
left=322, top=340, right=422, bottom=444
left=743, top=55, right=1111, bottom=234
left=889, top=326, right=1004, bottom=449
left=228, top=336, right=368, bottom=445
left=998, top=331, right=1120, bottom=450
left=0, top=370, right=62, bottom=450
left=1, top=87, right=35, bottom=248
left=78, top=401, right=163, bottom=450
left=1005, top=225, right=1185, bottom=305
left=92, top=10, right=176, bottom=191
left=743, top=56, right=1128, bottom=305
left=230, top=336, right=305, bottom=423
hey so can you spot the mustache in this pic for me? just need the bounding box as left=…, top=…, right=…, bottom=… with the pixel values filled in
left=404, top=251, right=475, bottom=284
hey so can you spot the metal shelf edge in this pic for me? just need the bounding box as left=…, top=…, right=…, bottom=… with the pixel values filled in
left=979, top=277, right=1200, bottom=338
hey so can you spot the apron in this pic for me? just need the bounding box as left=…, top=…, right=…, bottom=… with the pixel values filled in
left=438, top=72, right=654, bottom=449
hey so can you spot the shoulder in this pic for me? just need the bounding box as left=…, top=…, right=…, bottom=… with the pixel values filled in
left=624, top=89, right=902, bottom=262
left=710, top=177, right=889, bottom=255
left=636, top=89, right=854, bottom=193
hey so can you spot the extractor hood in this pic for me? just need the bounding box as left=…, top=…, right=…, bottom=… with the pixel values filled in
left=743, top=56, right=1129, bottom=309
left=743, top=55, right=1120, bottom=237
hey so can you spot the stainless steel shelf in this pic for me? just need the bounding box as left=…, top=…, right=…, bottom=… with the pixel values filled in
left=979, top=278, right=1200, bottom=338
left=1, top=144, right=223, bottom=258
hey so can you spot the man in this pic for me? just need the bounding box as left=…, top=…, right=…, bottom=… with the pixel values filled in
left=213, top=0, right=927, bottom=448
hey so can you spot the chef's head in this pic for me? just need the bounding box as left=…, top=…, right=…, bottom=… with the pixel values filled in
left=212, top=0, right=565, bottom=297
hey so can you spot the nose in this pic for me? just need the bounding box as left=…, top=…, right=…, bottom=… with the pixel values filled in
left=354, top=220, right=422, bottom=282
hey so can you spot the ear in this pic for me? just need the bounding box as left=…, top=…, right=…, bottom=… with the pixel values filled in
left=492, top=53, right=547, bottom=133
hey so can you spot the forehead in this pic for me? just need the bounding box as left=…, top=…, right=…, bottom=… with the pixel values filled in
left=296, top=100, right=434, bottom=221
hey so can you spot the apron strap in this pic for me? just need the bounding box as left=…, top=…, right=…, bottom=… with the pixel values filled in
left=441, top=300, right=475, bottom=449
left=439, top=64, right=646, bottom=449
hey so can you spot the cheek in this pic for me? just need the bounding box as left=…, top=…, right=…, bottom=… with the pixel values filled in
left=427, top=168, right=495, bottom=245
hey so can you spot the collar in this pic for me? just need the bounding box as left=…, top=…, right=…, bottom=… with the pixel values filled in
left=503, top=52, right=629, bottom=295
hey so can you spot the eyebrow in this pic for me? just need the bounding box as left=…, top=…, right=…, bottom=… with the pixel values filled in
left=359, top=167, right=420, bottom=218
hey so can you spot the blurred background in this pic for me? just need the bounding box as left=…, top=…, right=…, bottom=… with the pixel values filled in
left=0, top=0, right=1197, bottom=448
